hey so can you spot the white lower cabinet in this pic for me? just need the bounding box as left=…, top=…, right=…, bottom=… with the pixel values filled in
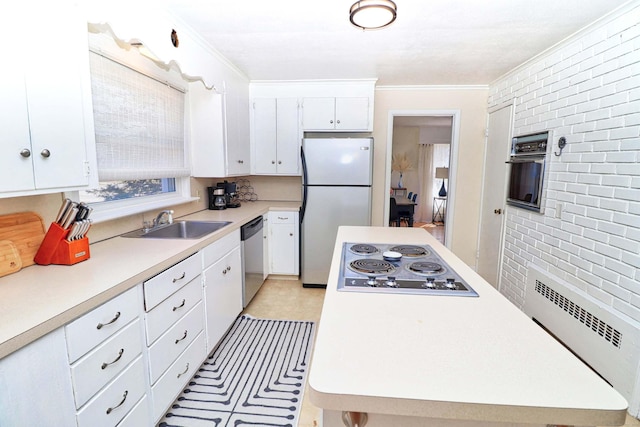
left=0, top=328, right=76, bottom=427
left=148, top=301, right=204, bottom=384
left=202, top=230, right=243, bottom=353
left=268, top=211, right=300, bottom=275
left=151, top=331, right=206, bottom=421
left=64, top=285, right=148, bottom=426
left=76, top=356, right=147, bottom=427
left=1, top=231, right=249, bottom=425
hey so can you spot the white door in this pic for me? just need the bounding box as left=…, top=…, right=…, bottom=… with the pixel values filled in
left=476, top=103, right=513, bottom=287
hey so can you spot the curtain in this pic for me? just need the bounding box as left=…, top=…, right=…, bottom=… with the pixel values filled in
left=416, top=144, right=434, bottom=222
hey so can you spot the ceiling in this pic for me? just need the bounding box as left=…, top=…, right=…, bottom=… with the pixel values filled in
left=166, top=0, right=632, bottom=86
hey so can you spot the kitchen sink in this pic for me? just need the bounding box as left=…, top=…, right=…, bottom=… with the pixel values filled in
left=121, top=220, right=231, bottom=239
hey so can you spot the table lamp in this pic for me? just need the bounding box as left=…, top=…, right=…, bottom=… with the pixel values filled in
left=436, top=167, right=449, bottom=197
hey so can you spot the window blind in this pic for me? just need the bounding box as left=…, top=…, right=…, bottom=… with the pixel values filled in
left=89, top=51, right=189, bottom=181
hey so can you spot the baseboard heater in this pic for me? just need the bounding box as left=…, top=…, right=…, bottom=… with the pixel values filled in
left=524, top=264, right=640, bottom=416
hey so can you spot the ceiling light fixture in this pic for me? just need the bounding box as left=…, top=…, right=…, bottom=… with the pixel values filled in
left=349, top=0, right=397, bottom=30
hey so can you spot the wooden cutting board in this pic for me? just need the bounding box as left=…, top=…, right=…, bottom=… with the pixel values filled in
left=0, top=212, right=46, bottom=270
left=0, top=240, right=22, bottom=277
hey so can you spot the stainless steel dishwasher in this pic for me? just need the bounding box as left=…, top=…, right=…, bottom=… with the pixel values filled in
left=241, top=215, right=264, bottom=307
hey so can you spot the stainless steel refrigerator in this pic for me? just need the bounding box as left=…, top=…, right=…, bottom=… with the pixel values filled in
left=300, top=137, right=373, bottom=287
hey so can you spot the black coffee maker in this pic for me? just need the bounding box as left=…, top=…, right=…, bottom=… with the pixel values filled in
left=217, top=181, right=241, bottom=208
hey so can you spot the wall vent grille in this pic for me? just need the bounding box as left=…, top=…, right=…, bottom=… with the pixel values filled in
left=534, top=279, right=622, bottom=349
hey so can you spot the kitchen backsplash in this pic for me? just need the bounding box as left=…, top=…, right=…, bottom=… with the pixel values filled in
left=0, top=176, right=302, bottom=245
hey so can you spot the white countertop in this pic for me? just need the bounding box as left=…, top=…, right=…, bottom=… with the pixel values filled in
left=0, top=201, right=299, bottom=360
left=308, top=226, right=628, bottom=426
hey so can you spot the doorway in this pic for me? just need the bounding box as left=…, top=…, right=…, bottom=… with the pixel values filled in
left=385, top=110, right=460, bottom=247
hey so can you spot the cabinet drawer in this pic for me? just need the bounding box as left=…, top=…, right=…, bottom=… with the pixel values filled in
left=202, top=229, right=240, bottom=268
left=117, top=396, right=149, bottom=427
left=269, top=211, right=296, bottom=224
left=145, top=277, right=202, bottom=345
left=143, top=253, right=201, bottom=311
left=148, top=301, right=204, bottom=384
left=70, top=319, right=143, bottom=409
left=66, top=286, right=139, bottom=363
left=76, top=356, right=146, bottom=427
left=152, top=331, right=206, bottom=422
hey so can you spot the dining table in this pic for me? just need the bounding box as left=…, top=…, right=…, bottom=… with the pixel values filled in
left=394, top=197, right=417, bottom=227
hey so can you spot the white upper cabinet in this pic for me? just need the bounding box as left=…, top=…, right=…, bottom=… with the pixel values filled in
left=252, top=98, right=300, bottom=175
left=302, top=97, right=371, bottom=131
left=0, top=2, right=96, bottom=197
left=190, top=76, right=251, bottom=178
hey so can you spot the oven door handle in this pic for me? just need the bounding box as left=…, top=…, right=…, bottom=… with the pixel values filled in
left=505, top=158, right=544, bottom=164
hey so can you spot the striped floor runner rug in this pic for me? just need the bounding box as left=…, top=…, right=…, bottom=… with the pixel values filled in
left=159, top=315, right=316, bottom=427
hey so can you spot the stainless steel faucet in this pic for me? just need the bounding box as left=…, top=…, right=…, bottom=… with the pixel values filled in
left=153, top=210, right=174, bottom=227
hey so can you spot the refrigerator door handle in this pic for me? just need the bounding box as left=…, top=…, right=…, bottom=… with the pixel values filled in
left=300, top=146, right=308, bottom=223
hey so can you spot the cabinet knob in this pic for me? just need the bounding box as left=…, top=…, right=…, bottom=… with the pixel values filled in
left=330, top=120, right=334, bottom=124
left=337, top=120, right=341, bottom=124
left=238, top=160, right=244, bottom=164
left=278, top=161, right=282, bottom=164
left=289, top=233, right=293, bottom=236
left=20, top=148, right=31, bottom=158
left=40, top=149, right=51, bottom=158
left=494, top=208, right=502, bottom=215
left=272, top=160, right=276, bottom=164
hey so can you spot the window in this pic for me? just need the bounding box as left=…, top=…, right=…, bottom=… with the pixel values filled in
left=76, top=30, right=194, bottom=222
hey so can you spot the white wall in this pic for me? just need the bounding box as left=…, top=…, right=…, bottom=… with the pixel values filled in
left=373, top=87, right=489, bottom=267
left=488, top=5, right=640, bottom=323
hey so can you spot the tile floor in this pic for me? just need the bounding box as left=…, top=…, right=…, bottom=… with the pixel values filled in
left=242, top=278, right=640, bottom=427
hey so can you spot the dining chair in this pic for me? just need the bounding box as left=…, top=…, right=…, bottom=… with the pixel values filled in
left=389, top=198, right=401, bottom=227
left=398, top=194, right=417, bottom=226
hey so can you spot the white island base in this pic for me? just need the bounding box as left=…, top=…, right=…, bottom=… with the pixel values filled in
left=309, top=227, right=627, bottom=427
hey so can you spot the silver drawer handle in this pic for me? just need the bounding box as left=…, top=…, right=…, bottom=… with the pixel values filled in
left=106, top=390, right=128, bottom=414
left=175, top=330, right=188, bottom=344
left=96, top=312, right=121, bottom=330
left=172, top=272, right=186, bottom=283
left=101, top=348, right=124, bottom=370
left=177, top=363, right=190, bottom=378
left=172, top=299, right=186, bottom=312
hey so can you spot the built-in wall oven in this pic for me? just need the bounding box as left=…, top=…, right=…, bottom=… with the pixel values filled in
left=506, top=131, right=549, bottom=212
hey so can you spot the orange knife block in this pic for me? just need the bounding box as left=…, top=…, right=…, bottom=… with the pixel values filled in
left=34, top=223, right=90, bottom=266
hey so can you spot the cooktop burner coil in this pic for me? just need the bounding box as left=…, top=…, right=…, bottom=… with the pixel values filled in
left=407, top=261, right=446, bottom=275
left=388, top=245, right=430, bottom=257
left=349, top=244, right=380, bottom=255
left=349, top=259, right=397, bottom=276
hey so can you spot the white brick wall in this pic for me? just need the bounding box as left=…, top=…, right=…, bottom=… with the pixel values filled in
left=488, top=5, right=640, bottom=322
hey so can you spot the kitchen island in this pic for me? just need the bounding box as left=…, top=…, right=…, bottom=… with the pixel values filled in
left=308, top=226, right=627, bottom=427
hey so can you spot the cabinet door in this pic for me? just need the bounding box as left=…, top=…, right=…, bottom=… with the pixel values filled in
left=252, top=98, right=278, bottom=174
left=269, top=212, right=299, bottom=275
left=335, top=97, right=370, bottom=131
left=276, top=98, right=301, bottom=175
left=0, top=328, right=76, bottom=426
left=0, top=3, right=91, bottom=193
left=224, top=78, right=251, bottom=176
left=203, top=246, right=242, bottom=352
left=189, top=82, right=226, bottom=178
left=302, top=97, right=336, bottom=130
